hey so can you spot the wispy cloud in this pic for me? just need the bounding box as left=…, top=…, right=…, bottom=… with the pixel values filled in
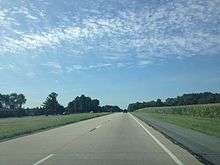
left=0, top=0, right=219, bottom=71
left=138, top=60, right=152, bottom=66
left=66, top=63, right=113, bottom=72
left=26, top=72, right=36, bottom=78
left=42, top=62, right=62, bottom=74
left=0, top=63, right=21, bottom=74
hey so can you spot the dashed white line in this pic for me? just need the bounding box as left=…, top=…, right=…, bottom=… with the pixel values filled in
left=89, top=124, right=102, bottom=132
left=129, top=113, right=184, bottom=165
left=33, top=154, right=55, bottom=165
left=96, top=125, right=101, bottom=129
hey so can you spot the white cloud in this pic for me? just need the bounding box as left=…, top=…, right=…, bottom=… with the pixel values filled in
left=0, top=8, right=16, bottom=27
left=0, top=10, right=6, bottom=22
left=88, top=63, right=111, bottom=69
left=42, top=62, right=62, bottom=74
left=0, top=64, right=19, bottom=72
left=138, top=60, right=152, bottom=66
left=0, top=0, right=219, bottom=70
left=44, top=62, right=62, bottom=69
left=66, top=65, right=84, bottom=72
left=26, top=72, right=36, bottom=78
left=66, top=63, right=114, bottom=72
left=117, top=62, right=127, bottom=68
left=26, top=14, right=38, bottom=20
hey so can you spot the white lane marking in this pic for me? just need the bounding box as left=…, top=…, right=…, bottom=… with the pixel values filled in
left=96, top=125, right=101, bottom=129
left=33, top=154, right=55, bottom=165
left=129, top=113, right=184, bottom=165
left=89, top=125, right=102, bottom=132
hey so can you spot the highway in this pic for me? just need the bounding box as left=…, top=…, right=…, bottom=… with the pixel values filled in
left=0, top=113, right=201, bottom=165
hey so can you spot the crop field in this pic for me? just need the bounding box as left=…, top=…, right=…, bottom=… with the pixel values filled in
left=133, top=103, right=220, bottom=137
left=0, top=113, right=109, bottom=141
left=137, top=103, right=220, bottom=118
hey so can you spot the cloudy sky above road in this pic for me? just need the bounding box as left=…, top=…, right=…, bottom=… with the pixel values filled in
left=0, top=0, right=220, bottom=108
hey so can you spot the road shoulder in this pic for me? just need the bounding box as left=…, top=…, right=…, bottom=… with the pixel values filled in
left=133, top=113, right=220, bottom=165
left=129, top=113, right=202, bottom=165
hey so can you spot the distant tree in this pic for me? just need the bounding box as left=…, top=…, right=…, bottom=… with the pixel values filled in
left=91, top=99, right=100, bottom=112
left=101, top=105, right=122, bottom=112
left=0, top=93, right=26, bottom=117
left=57, top=105, right=65, bottom=114
left=9, top=93, right=18, bottom=109
left=0, top=94, right=2, bottom=108
left=17, top=94, right=26, bottom=108
left=25, top=107, right=45, bottom=116
left=67, top=95, right=100, bottom=113
left=156, top=99, right=164, bottom=107
left=0, top=94, right=10, bottom=108
left=67, top=95, right=123, bottom=113
left=3, top=93, right=26, bottom=110
left=215, top=93, right=220, bottom=102
left=165, top=98, right=177, bottom=106
left=42, top=92, right=63, bottom=115
left=127, top=92, right=220, bottom=111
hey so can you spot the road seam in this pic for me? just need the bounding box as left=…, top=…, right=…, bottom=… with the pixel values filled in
left=33, top=154, right=55, bottom=165
left=129, top=113, right=184, bottom=165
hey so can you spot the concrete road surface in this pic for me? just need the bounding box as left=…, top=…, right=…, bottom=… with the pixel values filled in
left=0, top=113, right=202, bottom=165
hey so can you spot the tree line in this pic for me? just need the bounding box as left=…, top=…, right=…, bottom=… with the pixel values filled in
left=0, top=93, right=27, bottom=117
left=127, top=92, right=220, bottom=111
left=0, top=92, right=122, bottom=118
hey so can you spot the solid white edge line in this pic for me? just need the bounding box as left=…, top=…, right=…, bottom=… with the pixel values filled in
left=129, top=113, right=184, bottom=165
left=33, top=154, right=55, bottom=165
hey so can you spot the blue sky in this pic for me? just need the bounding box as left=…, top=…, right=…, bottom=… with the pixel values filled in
left=0, top=0, right=220, bottom=108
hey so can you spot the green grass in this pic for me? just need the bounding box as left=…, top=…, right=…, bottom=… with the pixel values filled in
left=133, top=105, right=220, bottom=138
left=0, top=113, right=109, bottom=141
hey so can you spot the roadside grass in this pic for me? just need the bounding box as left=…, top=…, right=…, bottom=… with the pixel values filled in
left=0, top=113, right=109, bottom=141
left=133, top=106, right=220, bottom=138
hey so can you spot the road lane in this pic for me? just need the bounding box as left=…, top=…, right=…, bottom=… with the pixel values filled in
left=0, top=113, right=114, bottom=165
left=0, top=113, right=201, bottom=165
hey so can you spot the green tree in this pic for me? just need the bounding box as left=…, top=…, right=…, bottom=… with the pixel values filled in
left=156, top=99, right=163, bottom=107
left=42, top=92, right=63, bottom=115
left=7, top=93, right=26, bottom=110
left=3, top=94, right=10, bottom=108
left=0, top=94, right=3, bottom=108
left=91, top=99, right=100, bottom=112
left=17, top=94, right=26, bottom=108
left=67, top=95, right=101, bottom=113
left=9, top=93, right=18, bottom=109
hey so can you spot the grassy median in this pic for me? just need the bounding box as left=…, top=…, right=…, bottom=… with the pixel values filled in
left=0, top=113, right=109, bottom=141
left=133, top=104, right=220, bottom=138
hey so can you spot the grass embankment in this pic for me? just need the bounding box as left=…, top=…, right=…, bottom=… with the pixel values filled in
left=133, top=103, right=220, bottom=138
left=0, top=113, right=109, bottom=141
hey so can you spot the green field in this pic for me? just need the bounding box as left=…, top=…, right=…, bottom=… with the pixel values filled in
left=133, top=103, right=220, bottom=137
left=0, top=113, right=109, bottom=141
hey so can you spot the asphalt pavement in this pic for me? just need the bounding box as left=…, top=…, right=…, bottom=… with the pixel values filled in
left=0, top=113, right=201, bottom=165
